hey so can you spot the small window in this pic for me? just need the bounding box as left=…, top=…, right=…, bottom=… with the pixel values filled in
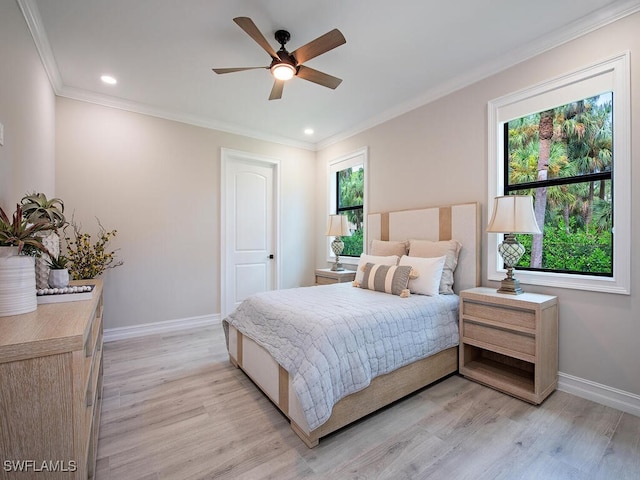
left=336, top=165, right=364, bottom=256
left=329, top=148, right=368, bottom=263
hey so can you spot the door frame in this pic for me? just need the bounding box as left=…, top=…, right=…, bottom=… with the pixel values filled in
left=220, top=148, right=281, bottom=318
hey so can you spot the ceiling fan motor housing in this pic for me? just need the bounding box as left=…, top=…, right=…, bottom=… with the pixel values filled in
left=274, top=29, right=291, bottom=47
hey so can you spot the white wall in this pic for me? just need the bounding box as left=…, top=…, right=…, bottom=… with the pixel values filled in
left=0, top=0, right=55, bottom=208
left=55, top=98, right=316, bottom=330
left=317, top=12, right=640, bottom=400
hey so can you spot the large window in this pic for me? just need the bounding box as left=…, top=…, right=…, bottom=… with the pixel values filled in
left=329, top=148, right=368, bottom=263
left=488, top=53, right=630, bottom=294
left=505, top=92, right=613, bottom=276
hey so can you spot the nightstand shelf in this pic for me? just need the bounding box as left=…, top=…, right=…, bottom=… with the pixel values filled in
left=462, top=349, right=535, bottom=397
left=459, top=287, right=558, bottom=404
left=315, top=268, right=356, bottom=285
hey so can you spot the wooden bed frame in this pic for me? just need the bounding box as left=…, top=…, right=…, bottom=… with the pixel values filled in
left=226, top=202, right=481, bottom=447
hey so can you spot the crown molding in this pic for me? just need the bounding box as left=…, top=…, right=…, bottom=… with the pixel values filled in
left=17, top=0, right=62, bottom=91
left=57, top=85, right=316, bottom=151
left=317, top=0, right=640, bottom=150
left=19, top=0, right=640, bottom=152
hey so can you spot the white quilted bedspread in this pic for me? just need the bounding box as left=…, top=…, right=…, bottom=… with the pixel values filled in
left=222, top=282, right=459, bottom=431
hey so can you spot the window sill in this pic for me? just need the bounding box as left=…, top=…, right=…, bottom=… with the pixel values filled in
left=488, top=269, right=630, bottom=295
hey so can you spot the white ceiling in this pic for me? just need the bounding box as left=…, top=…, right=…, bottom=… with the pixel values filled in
left=21, top=0, right=640, bottom=149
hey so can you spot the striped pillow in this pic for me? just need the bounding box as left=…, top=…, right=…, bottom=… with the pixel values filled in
left=359, top=263, right=412, bottom=297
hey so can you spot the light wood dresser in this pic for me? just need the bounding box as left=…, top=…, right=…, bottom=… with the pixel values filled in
left=0, top=280, right=104, bottom=479
left=459, top=287, right=558, bottom=404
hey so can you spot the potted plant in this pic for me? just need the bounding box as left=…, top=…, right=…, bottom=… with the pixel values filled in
left=46, top=254, right=70, bottom=289
left=20, top=193, right=66, bottom=289
left=0, top=204, right=54, bottom=316
left=64, top=217, right=123, bottom=280
left=20, top=193, right=66, bottom=228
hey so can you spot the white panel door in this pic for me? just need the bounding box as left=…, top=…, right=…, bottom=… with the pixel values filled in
left=223, top=155, right=276, bottom=317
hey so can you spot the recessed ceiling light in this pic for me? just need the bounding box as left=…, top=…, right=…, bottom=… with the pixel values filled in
left=304, top=128, right=314, bottom=135
left=101, top=75, right=117, bottom=85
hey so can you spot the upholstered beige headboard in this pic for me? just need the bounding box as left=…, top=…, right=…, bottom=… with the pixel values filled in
left=367, top=202, right=481, bottom=293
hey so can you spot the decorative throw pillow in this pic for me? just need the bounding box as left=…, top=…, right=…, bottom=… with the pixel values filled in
left=358, top=263, right=412, bottom=297
left=408, top=239, right=462, bottom=294
left=399, top=255, right=446, bottom=296
left=369, top=239, right=408, bottom=257
left=354, top=253, right=399, bottom=283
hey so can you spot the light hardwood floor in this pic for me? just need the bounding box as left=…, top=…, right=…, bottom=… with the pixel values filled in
left=96, top=325, right=639, bottom=480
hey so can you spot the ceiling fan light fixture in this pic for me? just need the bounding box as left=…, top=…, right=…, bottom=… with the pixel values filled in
left=271, top=63, right=296, bottom=81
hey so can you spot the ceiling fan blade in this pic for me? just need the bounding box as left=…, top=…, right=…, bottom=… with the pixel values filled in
left=233, top=17, right=279, bottom=60
left=296, top=65, right=342, bottom=89
left=291, top=29, right=346, bottom=65
left=212, top=66, right=267, bottom=74
left=269, top=79, right=285, bottom=100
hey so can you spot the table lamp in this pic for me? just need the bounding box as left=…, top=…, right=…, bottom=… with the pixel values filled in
left=486, top=195, right=541, bottom=294
left=326, top=215, right=350, bottom=271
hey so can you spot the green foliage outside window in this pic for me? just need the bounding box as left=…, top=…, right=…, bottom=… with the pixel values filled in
left=506, top=92, right=613, bottom=275
left=342, top=228, right=363, bottom=257
left=337, top=166, right=364, bottom=257
left=515, top=218, right=612, bottom=273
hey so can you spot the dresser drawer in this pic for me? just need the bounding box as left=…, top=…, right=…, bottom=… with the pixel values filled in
left=463, top=320, right=535, bottom=358
left=463, top=300, right=535, bottom=330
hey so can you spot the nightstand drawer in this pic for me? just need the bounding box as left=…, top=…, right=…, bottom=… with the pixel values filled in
left=463, top=301, right=535, bottom=330
left=316, top=276, right=336, bottom=285
left=315, top=268, right=356, bottom=285
left=463, top=321, right=535, bottom=357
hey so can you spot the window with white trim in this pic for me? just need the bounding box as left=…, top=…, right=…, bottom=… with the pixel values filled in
left=328, top=148, right=368, bottom=265
left=488, top=53, right=630, bottom=294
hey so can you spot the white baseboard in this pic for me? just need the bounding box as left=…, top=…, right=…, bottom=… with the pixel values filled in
left=103, top=313, right=221, bottom=343
left=558, top=372, right=640, bottom=417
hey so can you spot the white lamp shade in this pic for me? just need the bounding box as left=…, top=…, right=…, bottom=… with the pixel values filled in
left=486, top=195, right=542, bottom=234
left=326, top=215, right=350, bottom=236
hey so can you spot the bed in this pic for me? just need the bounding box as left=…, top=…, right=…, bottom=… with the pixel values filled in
left=223, top=202, right=480, bottom=447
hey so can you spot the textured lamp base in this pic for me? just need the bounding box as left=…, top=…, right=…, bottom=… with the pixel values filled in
left=496, top=235, right=526, bottom=295
left=331, top=236, right=345, bottom=271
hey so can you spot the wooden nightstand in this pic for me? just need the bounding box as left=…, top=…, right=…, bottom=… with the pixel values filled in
left=459, top=287, right=558, bottom=404
left=315, top=268, right=356, bottom=285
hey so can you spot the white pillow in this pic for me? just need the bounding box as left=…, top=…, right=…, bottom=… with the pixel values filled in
left=399, top=255, right=446, bottom=296
left=408, top=239, right=462, bottom=294
left=354, top=254, right=399, bottom=283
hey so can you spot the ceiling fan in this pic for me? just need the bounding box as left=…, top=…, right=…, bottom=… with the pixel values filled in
left=212, top=17, right=346, bottom=100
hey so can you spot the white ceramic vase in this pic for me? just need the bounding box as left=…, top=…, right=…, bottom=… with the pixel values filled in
left=0, top=248, right=37, bottom=317
left=48, top=268, right=70, bottom=289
